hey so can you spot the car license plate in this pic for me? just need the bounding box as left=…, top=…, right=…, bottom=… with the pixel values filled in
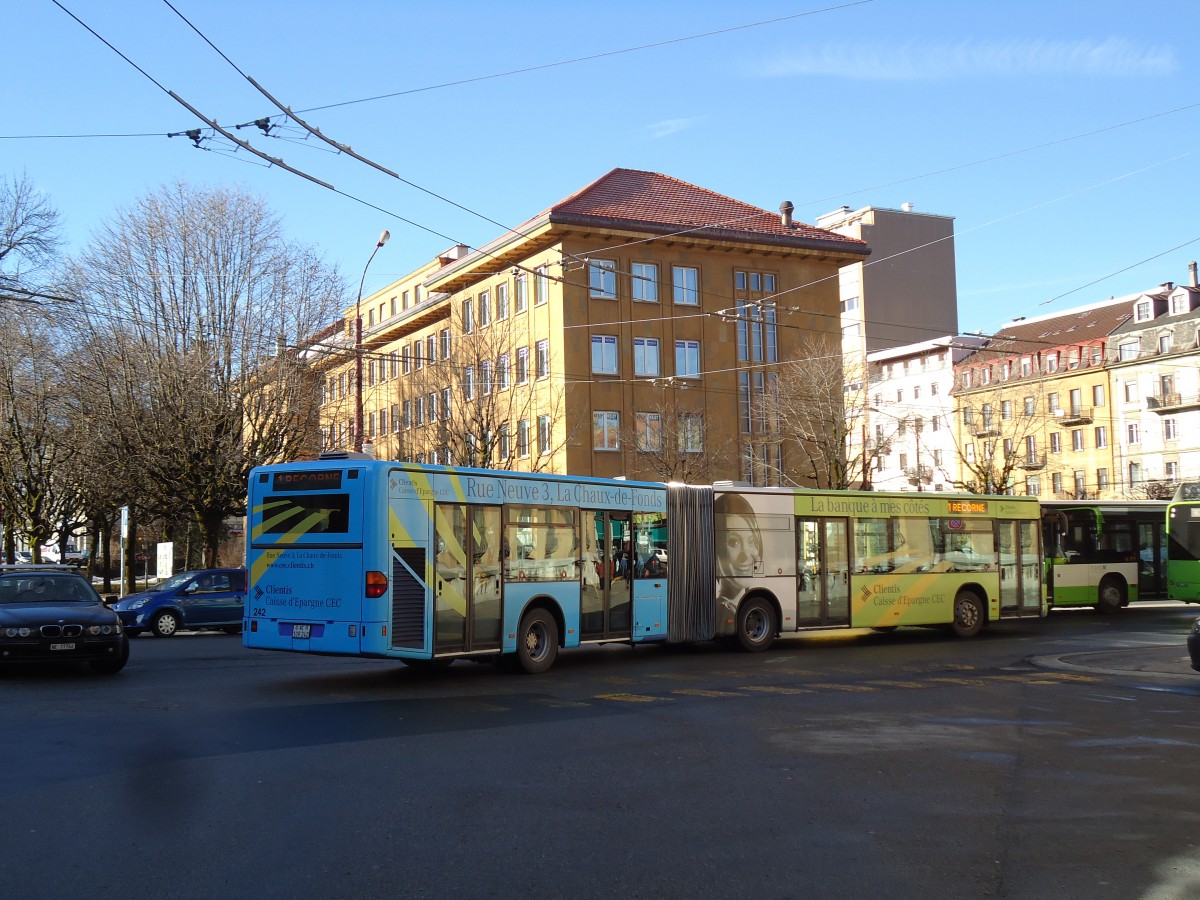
left=292, top=624, right=311, bottom=639
left=50, top=642, right=76, bottom=651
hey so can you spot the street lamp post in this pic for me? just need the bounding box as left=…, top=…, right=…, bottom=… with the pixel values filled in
left=354, top=230, right=391, bottom=453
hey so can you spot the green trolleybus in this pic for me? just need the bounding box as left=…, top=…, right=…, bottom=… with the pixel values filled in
left=1167, top=484, right=1200, bottom=603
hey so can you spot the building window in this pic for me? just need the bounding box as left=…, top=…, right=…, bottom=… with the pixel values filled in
left=480, top=361, right=493, bottom=396
left=672, top=266, right=699, bottom=305
left=537, top=415, right=552, bottom=455
left=1128, top=462, right=1141, bottom=486
left=464, top=366, right=474, bottom=401
left=1094, top=426, right=1107, bottom=448
left=498, top=353, right=510, bottom=391
left=1159, top=333, right=1173, bottom=354
left=428, top=392, right=437, bottom=422
left=414, top=341, right=423, bottom=371
left=1126, top=422, right=1140, bottom=444
left=517, top=419, right=530, bottom=457
left=840, top=296, right=859, bottom=312
left=441, top=388, right=451, bottom=422
left=1045, top=353, right=1058, bottom=373
left=1123, top=380, right=1137, bottom=403
left=1092, top=384, right=1105, bottom=407
left=1072, top=429, right=1084, bottom=451
left=1023, top=396, right=1035, bottom=416
left=675, top=340, right=701, bottom=378
left=440, top=328, right=452, bottom=360
left=1074, top=470, right=1086, bottom=496
left=516, top=347, right=529, bottom=384
left=1166, top=461, right=1180, bottom=482
left=535, top=265, right=549, bottom=306
left=898, top=453, right=908, bottom=470
left=1164, top=418, right=1178, bottom=441
left=462, top=298, right=474, bottom=333
left=414, top=396, right=424, bottom=426
left=391, top=403, right=400, bottom=434
left=515, top=273, right=528, bottom=313
left=1001, top=400, right=1012, bottom=420
left=496, top=283, right=509, bottom=320
left=1135, top=300, right=1152, bottom=321
left=632, top=263, right=658, bottom=302
left=1020, top=357, right=1032, bottom=377
left=402, top=346, right=412, bottom=375
left=634, top=338, right=660, bottom=377
left=636, top=412, right=662, bottom=451
left=962, top=370, right=973, bottom=389
left=1026, top=476, right=1041, bottom=496
left=403, top=401, right=412, bottom=430
left=588, top=259, right=617, bottom=299
left=593, top=411, right=620, bottom=450
left=536, top=340, right=550, bottom=378
left=1097, top=468, right=1109, bottom=490
left=980, top=367, right=991, bottom=384
left=1052, top=472, right=1063, bottom=494
left=679, top=413, right=704, bottom=452
left=478, top=290, right=491, bottom=327
left=1171, top=293, right=1189, bottom=315
left=1050, top=432, right=1062, bottom=454
left=499, top=424, right=511, bottom=461
left=1119, top=342, right=1138, bottom=361
left=591, top=335, right=618, bottom=375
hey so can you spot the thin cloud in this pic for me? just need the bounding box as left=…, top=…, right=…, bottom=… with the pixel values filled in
left=752, top=38, right=1177, bottom=80
left=645, top=117, right=706, bottom=139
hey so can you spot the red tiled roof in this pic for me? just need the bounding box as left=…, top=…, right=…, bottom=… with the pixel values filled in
left=533, top=168, right=868, bottom=252
left=960, top=299, right=1133, bottom=364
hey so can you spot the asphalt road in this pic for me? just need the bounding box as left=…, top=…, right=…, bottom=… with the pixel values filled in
left=3, top=603, right=1199, bottom=900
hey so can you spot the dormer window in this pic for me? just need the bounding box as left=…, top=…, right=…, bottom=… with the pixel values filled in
left=980, top=366, right=991, bottom=385
left=1020, top=357, right=1032, bottom=377
left=1171, top=293, right=1190, bottom=315
left=1045, top=352, right=1058, bottom=373
left=1135, top=300, right=1152, bottom=322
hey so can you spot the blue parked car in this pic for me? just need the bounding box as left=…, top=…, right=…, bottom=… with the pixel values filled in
left=111, top=568, right=246, bottom=638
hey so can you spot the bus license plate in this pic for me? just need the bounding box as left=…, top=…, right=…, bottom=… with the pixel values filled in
left=292, top=625, right=311, bottom=639
left=50, top=642, right=76, bottom=651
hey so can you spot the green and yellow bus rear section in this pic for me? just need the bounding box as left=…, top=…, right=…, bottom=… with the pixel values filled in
left=1167, top=499, right=1200, bottom=603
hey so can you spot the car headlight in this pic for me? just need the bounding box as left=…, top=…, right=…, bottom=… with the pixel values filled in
left=1191, top=618, right=1200, bottom=636
left=129, top=598, right=149, bottom=609
left=87, top=624, right=120, bottom=636
left=4, top=627, right=33, bottom=638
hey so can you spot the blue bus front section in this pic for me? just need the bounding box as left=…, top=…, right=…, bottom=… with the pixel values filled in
left=245, top=461, right=371, bottom=655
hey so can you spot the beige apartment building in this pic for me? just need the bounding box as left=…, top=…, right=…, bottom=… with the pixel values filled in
left=951, top=299, right=1133, bottom=498
left=315, top=168, right=869, bottom=484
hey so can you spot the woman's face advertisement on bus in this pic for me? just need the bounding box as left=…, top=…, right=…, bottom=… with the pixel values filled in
left=715, top=495, right=763, bottom=608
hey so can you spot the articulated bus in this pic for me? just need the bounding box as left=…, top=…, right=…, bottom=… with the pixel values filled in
left=1040, top=500, right=1169, bottom=612
left=1167, top=484, right=1200, bottom=603
left=244, top=456, right=1044, bottom=673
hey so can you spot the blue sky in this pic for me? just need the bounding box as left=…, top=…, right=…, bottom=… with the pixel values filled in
left=4, top=0, right=1198, bottom=333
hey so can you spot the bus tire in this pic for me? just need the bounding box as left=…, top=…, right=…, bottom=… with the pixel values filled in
left=151, top=611, right=180, bottom=638
left=516, top=608, right=559, bottom=674
left=951, top=590, right=985, bottom=638
left=1097, top=576, right=1126, bottom=614
left=736, top=596, right=777, bottom=653
left=871, top=626, right=898, bottom=633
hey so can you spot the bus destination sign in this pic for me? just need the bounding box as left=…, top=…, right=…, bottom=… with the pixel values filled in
left=947, top=500, right=988, bottom=514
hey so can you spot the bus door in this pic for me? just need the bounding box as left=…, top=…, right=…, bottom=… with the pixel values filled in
left=580, top=511, right=633, bottom=640
left=795, top=517, right=850, bottom=627
left=997, top=519, right=1041, bottom=616
left=434, top=503, right=502, bottom=654
left=1137, top=519, right=1166, bottom=599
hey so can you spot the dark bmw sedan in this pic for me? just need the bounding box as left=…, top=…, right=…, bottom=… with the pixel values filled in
left=0, top=566, right=128, bottom=674
left=1189, top=618, right=1200, bottom=673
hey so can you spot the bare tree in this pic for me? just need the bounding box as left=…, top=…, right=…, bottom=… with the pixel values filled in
left=65, top=182, right=344, bottom=568
left=381, top=315, right=573, bottom=470
left=947, top=384, right=1053, bottom=495
left=766, top=336, right=881, bottom=489
left=0, top=171, right=62, bottom=296
left=619, top=390, right=738, bottom=483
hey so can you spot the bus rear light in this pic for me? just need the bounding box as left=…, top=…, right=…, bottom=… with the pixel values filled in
left=250, top=620, right=258, bottom=632
left=365, top=570, right=388, bottom=598
left=348, top=625, right=357, bottom=637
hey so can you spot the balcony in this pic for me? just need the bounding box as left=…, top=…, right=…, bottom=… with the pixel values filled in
left=1148, top=392, right=1200, bottom=413
left=972, top=422, right=1000, bottom=438
left=1057, top=405, right=1093, bottom=425
left=1018, top=453, right=1047, bottom=471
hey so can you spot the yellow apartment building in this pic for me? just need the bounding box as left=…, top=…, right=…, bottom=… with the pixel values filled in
left=314, top=168, right=869, bottom=484
left=950, top=299, right=1132, bottom=498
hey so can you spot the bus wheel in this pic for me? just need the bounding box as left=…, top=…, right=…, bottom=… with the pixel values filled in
left=1097, top=577, right=1126, bottom=614
left=516, top=608, right=559, bottom=674
left=871, top=626, right=898, bottom=633
left=951, top=591, right=985, bottom=638
left=736, top=597, right=777, bottom=653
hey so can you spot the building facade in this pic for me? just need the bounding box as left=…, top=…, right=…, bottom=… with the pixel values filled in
left=315, top=169, right=869, bottom=485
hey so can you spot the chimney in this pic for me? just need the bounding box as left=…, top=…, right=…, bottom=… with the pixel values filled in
left=779, top=200, right=794, bottom=228
left=1190, top=260, right=1198, bottom=287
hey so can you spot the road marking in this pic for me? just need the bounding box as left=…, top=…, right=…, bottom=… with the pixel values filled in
left=673, top=688, right=741, bottom=698
left=595, top=692, right=664, bottom=703
left=741, top=685, right=816, bottom=695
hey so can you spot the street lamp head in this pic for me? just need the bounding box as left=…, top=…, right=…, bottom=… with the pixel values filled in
left=377, top=230, right=391, bottom=248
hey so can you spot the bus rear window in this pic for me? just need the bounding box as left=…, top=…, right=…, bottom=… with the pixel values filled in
left=261, top=494, right=351, bottom=534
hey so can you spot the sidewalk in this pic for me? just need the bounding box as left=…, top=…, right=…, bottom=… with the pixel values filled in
left=1034, top=644, right=1198, bottom=679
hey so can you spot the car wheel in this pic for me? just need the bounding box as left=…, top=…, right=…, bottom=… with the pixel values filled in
left=152, top=611, right=180, bottom=638
left=951, top=590, right=985, bottom=638
left=90, top=639, right=129, bottom=675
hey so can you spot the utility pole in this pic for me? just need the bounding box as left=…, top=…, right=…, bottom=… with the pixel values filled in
left=354, top=230, right=391, bottom=453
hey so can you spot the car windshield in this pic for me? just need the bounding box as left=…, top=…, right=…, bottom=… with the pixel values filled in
left=0, top=574, right=98, bottom=604
left=147, top=572, right=201, bottom=592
